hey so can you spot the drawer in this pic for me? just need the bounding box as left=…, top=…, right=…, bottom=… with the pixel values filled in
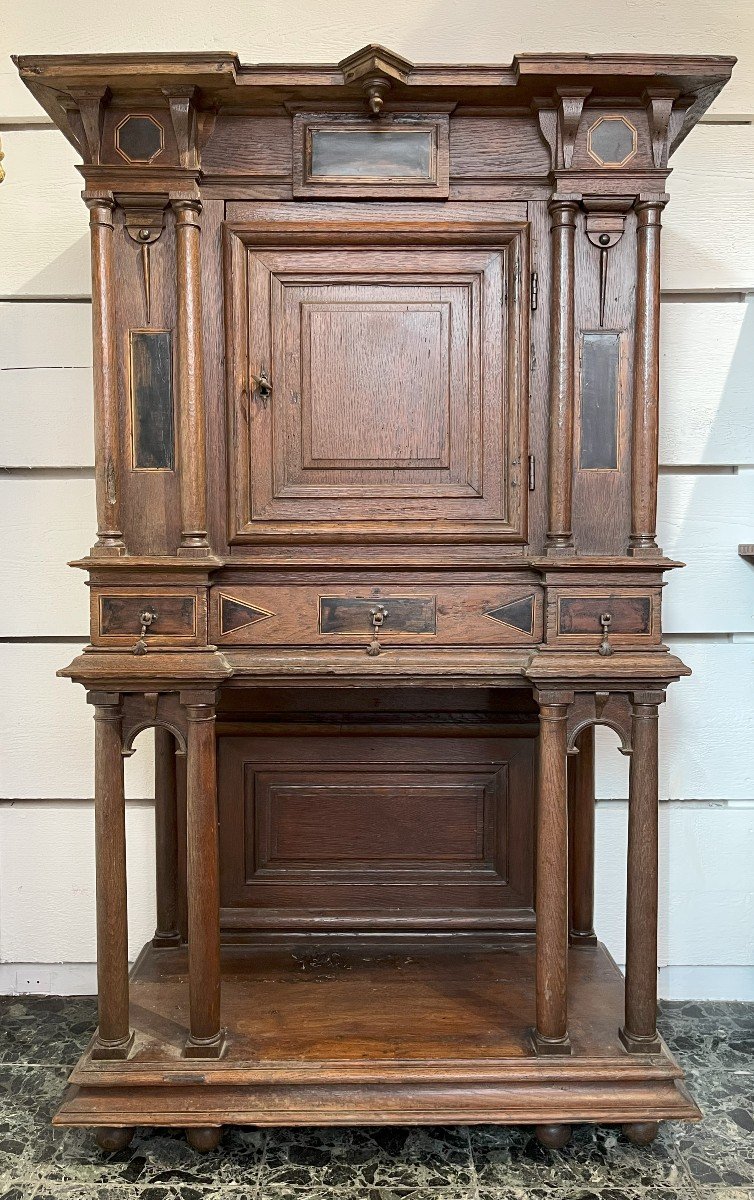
left=547, top=589, right=660, bottom=649
left=91, top=588, right=206, bottom=647
left=211, top=584, right=543, bottom=647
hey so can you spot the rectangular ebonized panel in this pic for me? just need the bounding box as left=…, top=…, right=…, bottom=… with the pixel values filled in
left=310, top=128, right=434, bottom=179
left=558, top=595, right=652, bottom=635
left=129, top=330, right=174, bottom=470
left=579, top=331, right=620, bottom=471
left=292, top=113, right=450, bottom=197
left=99, top=593, right=196, bottom=636
left=319, top=595, right=437, bottom=635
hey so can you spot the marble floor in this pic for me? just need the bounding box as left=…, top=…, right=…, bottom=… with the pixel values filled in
left=0, top=996, right=751, bottom=1200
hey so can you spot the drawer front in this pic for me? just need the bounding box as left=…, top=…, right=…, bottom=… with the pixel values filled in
left=548, top=589, right=660, bottom=648
left=92, top=589, right=204, bottom=646
left=211, top=584, right=543, bottom=647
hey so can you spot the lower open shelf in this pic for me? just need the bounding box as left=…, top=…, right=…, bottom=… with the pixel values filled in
left=56, top=939, right=699, bottom=1129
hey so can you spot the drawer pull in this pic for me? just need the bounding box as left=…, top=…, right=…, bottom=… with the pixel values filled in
left=598, top=612, right=613, bottom=657
left=366, top=605, right=388, bottom=657
left=132, top=609, right=158, bottom=656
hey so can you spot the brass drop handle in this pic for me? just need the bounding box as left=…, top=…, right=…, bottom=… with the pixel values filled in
left=251, top=368, right=273, bottom=406
left=598, top=612, right=613, bottom=657
left=366, top=605, right=388, bottom=657
left=132, top=609, right=158, bottom=657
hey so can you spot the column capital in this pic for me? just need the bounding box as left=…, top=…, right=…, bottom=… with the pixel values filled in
left=534, top=688, right=575, bottom=711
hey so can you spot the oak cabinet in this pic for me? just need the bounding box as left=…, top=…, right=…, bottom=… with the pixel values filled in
left=14, top=43, right=734, bottom=1151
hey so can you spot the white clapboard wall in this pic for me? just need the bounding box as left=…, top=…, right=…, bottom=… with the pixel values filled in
left=1, top=4, right=753, bottom=998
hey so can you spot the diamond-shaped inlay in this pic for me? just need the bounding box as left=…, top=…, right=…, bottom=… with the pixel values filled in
left=587, top=116, right=637, bottom=168
left=115, top=114, right=164, bottom=164
left=485, top=595, right=535, bottom=636
left=220, top=594, right=274, bottom=635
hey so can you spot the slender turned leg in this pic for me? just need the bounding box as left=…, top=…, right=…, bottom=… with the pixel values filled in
left=89, top=692, right=133, bottom=1060
left=183, top=693, right=224, bottom=1058
left=569, top=726, right=597, bottom=946
left=533, top=690, right=573, bottom=1055
left=153, top=727, right=181, bottom=948
left=620, top=692, right=664, bottom=1054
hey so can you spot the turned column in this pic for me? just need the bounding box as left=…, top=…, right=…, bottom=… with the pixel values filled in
left=90, top=692, right=133, bottom=1059
left=568, top=726, right=597, bottom=945
left=533, top=689, right=573, bottom=1054
left=620, top=691, right=664, bottom=1053
left=153, top=727, right=181, bottom=948
left=172, top=197, right=210, bottom=556
left=85, top=196, right=125, bottom=556
left=183, top=692, right=224, bottom=1057
left=628, top=199, right=665, bottom=557
left=545, top=198, right=579, bottom=556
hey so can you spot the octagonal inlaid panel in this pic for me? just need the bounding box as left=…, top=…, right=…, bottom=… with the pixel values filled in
left=115, top=114, right=164, bottom=164
left=586, top=116, right=637, bottom=167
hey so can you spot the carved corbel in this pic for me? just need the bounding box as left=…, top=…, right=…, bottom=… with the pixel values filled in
left=557, top=87, right=592, bottom=169
left=534, top=87, right=591, bottom=171
left=64, top=86, right=109, bottom=164
left=643, top=88, right=679, bottom=169
left=582, top=195, right=634, bottom=326
left=117, top=194, right=169, bottom=325
left=162, top=87, right=199, bottom=168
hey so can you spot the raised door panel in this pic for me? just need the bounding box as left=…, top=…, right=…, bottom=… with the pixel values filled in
left=218, top=734, right=535, bottom=933
left=225, top=218, right=529, bottom=544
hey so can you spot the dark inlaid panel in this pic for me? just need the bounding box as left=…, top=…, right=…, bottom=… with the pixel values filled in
left=319, top=595, right=437, bottom=634
left=580, top=331, right=620, bottom=470
left=129, top=330, right=174, bottom=470
left=115, top=114, right=164, bottom=163
left=99, top=593, right=196, bottom=636
left=558, top=594, right=652, bottom=635
left=310, top=127, right=434, bottom=179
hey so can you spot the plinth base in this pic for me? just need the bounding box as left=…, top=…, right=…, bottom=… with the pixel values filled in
left=55, top=939, right=699, bottom=1132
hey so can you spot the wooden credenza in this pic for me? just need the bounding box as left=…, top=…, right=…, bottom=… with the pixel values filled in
left=15, top=45, right=734, bottom=1152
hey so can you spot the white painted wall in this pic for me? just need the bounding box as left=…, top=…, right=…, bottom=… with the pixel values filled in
left=1, top=0, right=753, bottom=999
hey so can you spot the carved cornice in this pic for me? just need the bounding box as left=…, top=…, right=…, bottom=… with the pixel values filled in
left=14, top=50, right=735, bottom=161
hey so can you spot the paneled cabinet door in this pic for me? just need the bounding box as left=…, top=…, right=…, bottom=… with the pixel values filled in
left=225, top=217, right=529, bottom=544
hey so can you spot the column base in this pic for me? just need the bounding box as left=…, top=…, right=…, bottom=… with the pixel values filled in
left=177, top=540, right=212, bottom=558
left=531, top=1030, right=572, bottom=1056
left=91, top=1030, right=135, bottom=1061
left=89, top=540, right=127, bottom=558
left=569, top=929, right=598, bottom=947
left=627, top=538, right=662, bottom=558
left=544, top=540, right=575, bottom=557
left=152, top=930, right=182, bottom=949
left=183, top=1030, right=227, bottom=1060
left=619, top=1026, right=662, bottom=1055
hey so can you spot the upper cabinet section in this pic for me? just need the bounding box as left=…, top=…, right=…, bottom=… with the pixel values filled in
left=14, top=48, right=735, bottom=202
left=224, top=208, right=529, bottom=545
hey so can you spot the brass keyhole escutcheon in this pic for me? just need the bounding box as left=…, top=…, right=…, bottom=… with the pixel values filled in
left=598, top=612, right=613, bottom=657
left=132, top=609, right=158, bottom=656
left=366, top=605, right=389, bottom=656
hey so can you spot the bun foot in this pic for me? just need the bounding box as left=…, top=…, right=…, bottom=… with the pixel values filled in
left=622, top=1121, right=660, bottom=1145
left=186, top=1126, right=222, bottom=1152
left=535, top=1123, right=572, bottom=1149
left=94, top=1126, right=134, bottom=1152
